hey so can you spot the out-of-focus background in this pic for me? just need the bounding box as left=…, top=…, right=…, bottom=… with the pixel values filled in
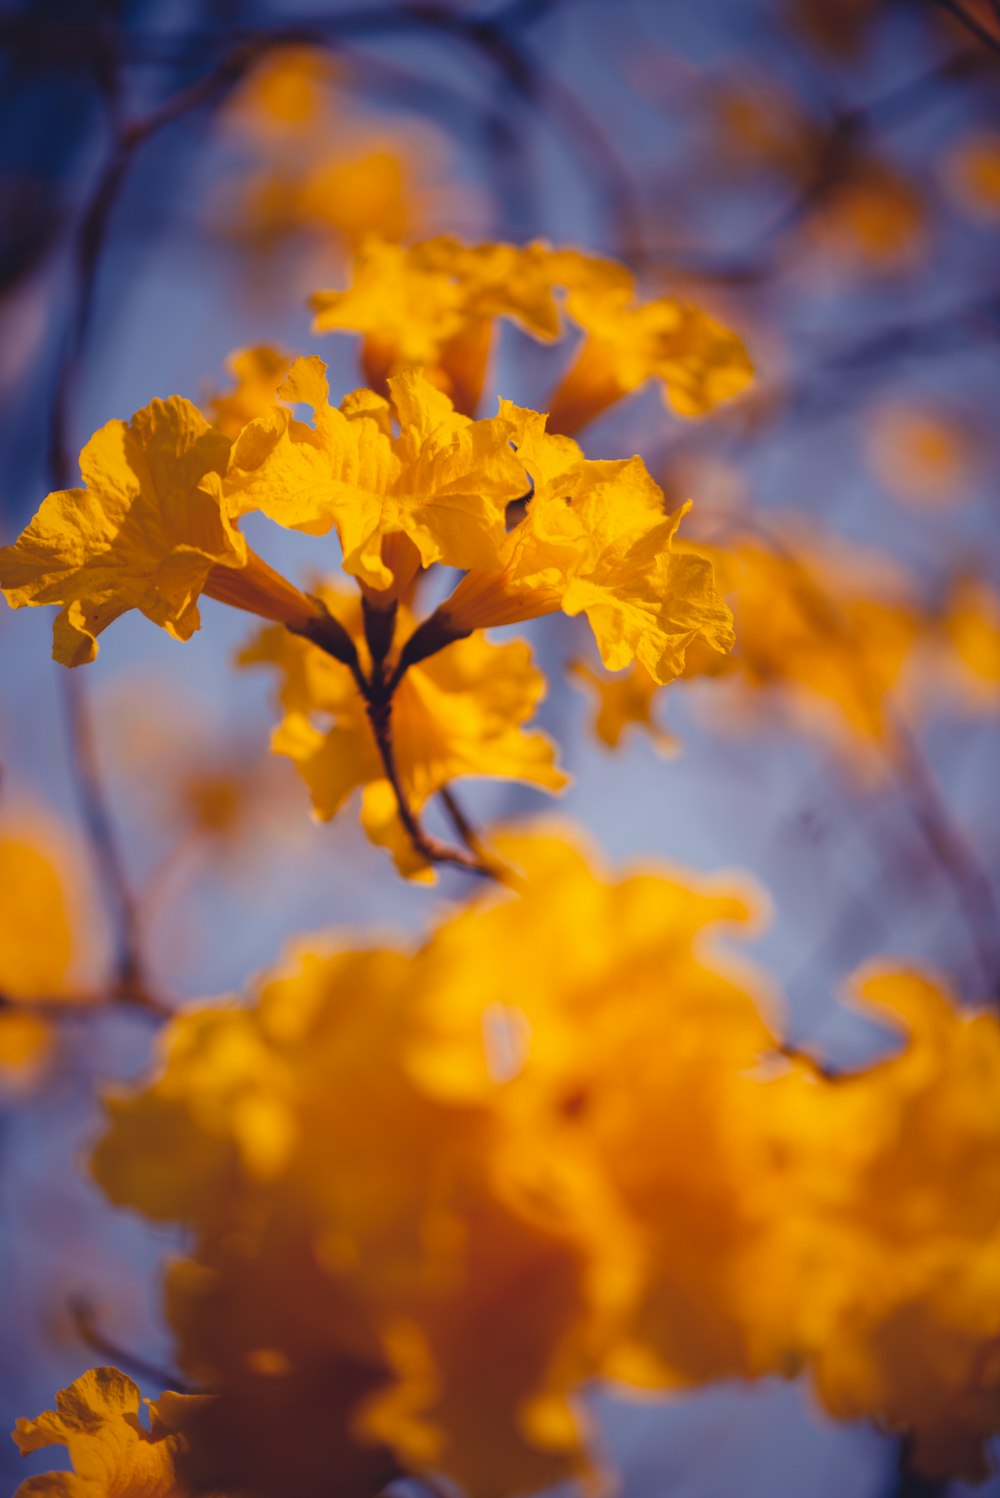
left=1, top=0, right=999, bottom=1493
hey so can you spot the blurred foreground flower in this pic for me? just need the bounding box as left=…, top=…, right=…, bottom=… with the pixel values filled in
left=0, top=827, right=86, bottom=1082
left=14, top=831, right=1000, bottom=1493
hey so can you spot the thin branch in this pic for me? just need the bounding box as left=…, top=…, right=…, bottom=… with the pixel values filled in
left=296, top=621, right=500, bottom=880
left=364, top=695, right=498, bottom=880
left=60, top=671, right=145, bottom=995
left=931, top=0, right=1000, bottom=57
left=70, top=1297, right=195, bottom=1394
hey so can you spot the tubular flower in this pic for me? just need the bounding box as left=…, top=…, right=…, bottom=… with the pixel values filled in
left=546, top=280, right=754, bottom=435
left=12, top=1366, right=208, bottom=1498
left=0, top=397, right=318, bottom=666
left=432, top=406, right=735, bottom=686
left=91, top=940, right=603, bottom=1498
left=309, top=236, right=629, bottom=417
left=240, top=583, right=567, bottom=879
left=221, top=357, right=527, bottom=601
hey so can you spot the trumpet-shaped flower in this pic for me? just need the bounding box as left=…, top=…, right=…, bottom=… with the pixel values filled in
left=0, top=398, right=318, bottom=665
left=434, top=407, right=735, bottom=685
left=309, top=236, right=629, bottom=416
left=547, top=281, right=754, bottom=435
left=241, top=584, right=567, bottom=878
left=222, top=358, right=526, bottom=599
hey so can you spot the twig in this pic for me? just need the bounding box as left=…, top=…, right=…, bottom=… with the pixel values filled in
left=365, top=695, right=497, bottom=878
left=60, top=671, right=146, bottom=996
left=932, top=0, right=1000, bottom=57
left=296, top=617, right=500, bottom=880
left=70, top=1297, right=195, bottom=1394
left=0, top=987, right=174, bottom=1024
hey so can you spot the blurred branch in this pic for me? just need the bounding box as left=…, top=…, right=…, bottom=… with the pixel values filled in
left=883, top=1437, right=949, bottom=1498
left=60, top=672, right=145, bottom=996
left=70, top=1297, right=195, bottom=1394
left=931, top=0, right=1000, bottom=56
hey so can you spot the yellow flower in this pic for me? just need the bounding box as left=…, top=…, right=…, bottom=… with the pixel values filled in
left=309, top=236, right=597, bottom=417
left=719, top=534, right=922, bottom=751
left=433, top=407, right=735, bottom=686
left=547, top=280, right=754, bottom=435
left=12, top=1366, right=205, bottom=1498
left=92, top=938, right=602, bottom=1498
left=204, top=345, right=293, bottom=439
left=568, top=657, right=677, bottom=754
left=0, top=836, right=74, bottom=1000
left=943, top=130, right=1000, bottom=224
left=577, top=528, right=922, bottom=761
left=0, top=829, right=84, bottom=1081
left=220, top=48, right=436, bottom=266
left=865, top=399, right=980, bottom=507
left=0, top=397, right=318, bottom=665
left=776, top=969, right=1000, bottom=1482
left=939, top=572, right=1000, bottom=710
left=241, top=583, right=567, bottom=879
left=225, top=45, right=339, bottom=139
left=407, top=827, right=802, bottom=1389
left=222, top=358, right=527, bottom=600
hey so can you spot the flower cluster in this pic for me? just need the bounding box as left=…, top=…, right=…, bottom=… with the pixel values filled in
left=0, top=254, right=743, bottom=872
left=18, top=832, right=1000, bottom=1496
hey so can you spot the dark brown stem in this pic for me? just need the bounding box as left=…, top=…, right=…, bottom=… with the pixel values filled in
left=385, top=611, right=472, bottom=695
left=364, top=695, right=498, bottom=879
left=291, top=618, right=498, bottom=880
left=362, top=596, right=398, bottom=677
left=439, top=785, right=481, bottom=854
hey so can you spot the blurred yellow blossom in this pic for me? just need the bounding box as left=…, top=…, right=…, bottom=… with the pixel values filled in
left=943, top=130, right=1000, bottom=223
left=575, top=528, right=922, bottom=763
left=77, top=825, right=1000, bottom=1492
left=226, top=46, right=339, bottom=140
left=568, top=657, right=677, bottom=754
left=223, top=357, right=526, bottom=600
left=241, top=583, right=566, bottom=878
left=773, top=969, right=1000, bottom=1481
left=433, top=405, right=735, bottom=685
left=204, top=345, right=293, bottom=439
left=0, top=830, right=83, bottom=1080
left=865, top=399, right=981, bottom=507
left=811, top=157, right=926, bottom=271
left=12, top=1366, right=205, bottom=1498
left=548, top=280, right=754, bottom=434
left=0, top=397, right=319, bottom=665
left=220, top=50, right=446, bottom=278
left=939, top=572, right=1000, bottom=709
left=92, top=934, right=603, bottom=1498
left=309, top=236, right=601, bottom=417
